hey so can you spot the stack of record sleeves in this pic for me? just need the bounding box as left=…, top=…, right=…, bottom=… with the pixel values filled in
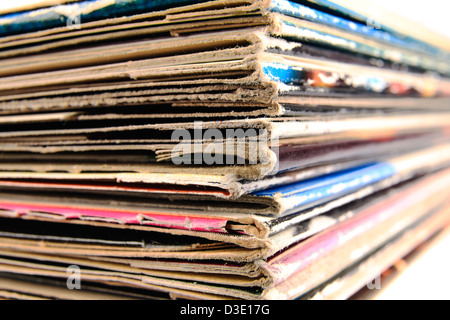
left=0, top=0, right=449, bottom=300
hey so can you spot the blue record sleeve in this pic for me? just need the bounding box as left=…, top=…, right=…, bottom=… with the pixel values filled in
left=252, top=162, right=397, bottom=215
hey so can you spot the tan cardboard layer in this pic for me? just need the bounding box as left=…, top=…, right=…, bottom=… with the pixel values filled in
left=0, top=139, right=273, bottom=164
left=0, top=184, right=403, bottom=254
left=1, top=112, right=449, bottom=144
left=0, top=1, right=261, bottom=61
left=0, top=273, right=177, bottom=300
left=0, top=191, right=278, bottom=218
left=1, top=98, right=449, bottom=125
left=0, top=160, right=358, bottom=203
left=0, top=88, right=277, bottom=115
left=89, top=256, right=265, bottom=278
left=1, top=140, right=448, bottom=221
left=0, top=234, right=234, bottom=253
left=0, top=263, right=261, bottom=300
left=0, top=233, right=267, bottom=261
left=0, top=210, right=271, bottom=251
left=0, top=166, right=428, bottom=234
left=0, top=275, right=136, bottom=300
left=1, top=43, right=449, bottom=118
left=0, top=277, right=198, bottom=300
left=0, top=29, right=263, bottom=79
left=0, top=254, right=270, bottom=289
left=0, top=0, right=255, bottom=45
left=0, top=74, right=265, bottom=103
left=0, top=108, right=276, bottom=123
left=0, top=180, right=375, bottom=246
left=0, top=163, right=277, bottom=186
left=0, top=209, right=273, bottom=252
left=0, top=46, right=261, bottom=99
left=0, top=186, right=448, bottom=300
left=0, top=16, right=269, bottom=61
left=0, top=57, right=260, bottom=94
left=1, top=162, right=449, bottom=261
left=0, top=175, right=401, bottom=253
left=0, top=34, right=448, bottom=96
left=0, top=0, right=448, bottom=73
left=0, top=126, right=436, bottom=147
left=0, top=290, right=48, bottom=300
left=0, top=127, right=441, bottom=172
left=2, top=42, right=260, bottom=91
left=0, top=141, right=448, bottom=196
left=0, top=116, right=273, bottom=139
left=0, top=161, right=268, bottom=192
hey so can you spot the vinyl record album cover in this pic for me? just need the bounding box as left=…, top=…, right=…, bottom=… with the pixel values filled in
left=0, top=0, right=449, bottom=301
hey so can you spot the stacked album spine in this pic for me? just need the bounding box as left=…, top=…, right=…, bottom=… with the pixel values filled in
left=0, top=0, right=449, bottom=300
